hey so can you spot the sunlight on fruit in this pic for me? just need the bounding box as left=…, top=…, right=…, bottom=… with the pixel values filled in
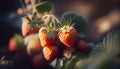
left=17, top=8, right=24, bottom=15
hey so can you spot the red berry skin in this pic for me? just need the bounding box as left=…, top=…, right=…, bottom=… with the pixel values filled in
left=22, top=22, right=40, bottom=37
left=58, top=28, right=77, bottom=47
left=9, top=38, right=18, bottom=52
left=33, top=54, right=47, bottom=68
left=76, top=40, right=90, bottom=53
left=43, top=45, right=58, bottom=61
left=39, top=27, right=56, bottom=47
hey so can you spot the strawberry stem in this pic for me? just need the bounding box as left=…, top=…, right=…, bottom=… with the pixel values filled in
left=58, top=18, right=74, bottom=31
left=41, top=15, right=60, bottom=32
left=20, top=0, right=26, bottom=13
left=31, top=0, right=37, bottom=13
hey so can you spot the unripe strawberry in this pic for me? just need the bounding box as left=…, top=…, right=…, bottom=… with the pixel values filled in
left=26, top=34, right=43, bottom=56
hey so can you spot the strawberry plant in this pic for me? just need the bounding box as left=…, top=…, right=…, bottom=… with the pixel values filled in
left=0, top=56, right=14, bottom=69
left=6, top=0, right=120, bottom=69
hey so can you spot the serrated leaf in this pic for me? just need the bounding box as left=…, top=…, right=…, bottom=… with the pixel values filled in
left=90, top=30, right=120, bottom=59
left=76, top=30, right=120, bottom=69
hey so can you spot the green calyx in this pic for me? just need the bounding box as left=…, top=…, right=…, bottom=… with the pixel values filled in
left=41, top=15, right=60, bottom=39
left=35, top=1, right=52, bottom=14
left=58, top=18, right=75, bottom=32
left=62, top=12, right=88, bottom=33
left=41, top=15, right=60, bottom=32
left=22, top=13, right=43, bottom=28
left=41, top=21, right=57, bottom=39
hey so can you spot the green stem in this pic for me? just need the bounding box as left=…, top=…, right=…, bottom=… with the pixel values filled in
left=38, top=0, right=41, bottom=3
left=31, top=0, right=36, bottom=13
left=20, top=0, right=26, bottom=13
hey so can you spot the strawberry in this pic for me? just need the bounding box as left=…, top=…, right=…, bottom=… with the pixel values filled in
left=39, top=15, right=58, bottom=47
left=26, top=34, right=42, bottom=56
left=39, top=27, right=56, bottom=47
left=22, top=13, right=43, bottom=37
left=9, top=38, right=18, bottom=52
left=58, top=18, right=77, bottom=47
left=9, top=34, right=24, bottom=52
left=43, top=45, right=58, bottom=61
left=32, top=54, right=47, bottom=68
left=76, top=40, right=90, bottom=53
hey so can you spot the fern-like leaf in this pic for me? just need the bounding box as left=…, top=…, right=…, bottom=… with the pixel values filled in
left=75, top=30, right=120, bottom=69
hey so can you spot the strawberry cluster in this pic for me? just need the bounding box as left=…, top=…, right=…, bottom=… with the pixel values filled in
left=8, top=1, right=90, bottom=69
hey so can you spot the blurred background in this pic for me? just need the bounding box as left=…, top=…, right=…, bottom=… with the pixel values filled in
left=0, top=0, right=120, bottom=69
left=0, top=0, right=120, bottom=46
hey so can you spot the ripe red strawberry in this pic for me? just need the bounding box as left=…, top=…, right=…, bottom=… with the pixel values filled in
left=22, top=13, right=43, bottom=37
left=26, top=34, right=42, bottom=56
left=39, top=15, right=60, bottom=47
left=22, top=22, right=40, bottom=37
left=43, top=45, right=58, bottom=61
left=9, top=34, right=24, bottom=52
left=9, top=38, right=18, bottom=52
left=39, top=27, right=56, bottom=47
left=58, top=18, right=77, bottom=47
left=33, top=54, right=47, bottom=68
left=76, top=40, right=90, bottom=53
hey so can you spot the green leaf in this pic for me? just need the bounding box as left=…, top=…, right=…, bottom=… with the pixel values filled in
left=35, top=2, right=52, bottom=14
left=75, top=30, right=120, bottom=69
left=90, top=30, right=120, bottom=59
left=63, top=56, right=78, bottom=69
left=56, top=59, right=62, bottom=69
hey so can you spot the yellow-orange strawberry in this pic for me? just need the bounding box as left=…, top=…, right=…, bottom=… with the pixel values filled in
left=22, top=13, right=43, bottom=37
left=58, top=18, right=77, bottom=47
left=39, top=27, right=56, bottom=47
left=39, top=15, right=59, bottom=47
left=27, top=34, right=43, bottom=56
left=43, top=45, right=58, bottom=61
